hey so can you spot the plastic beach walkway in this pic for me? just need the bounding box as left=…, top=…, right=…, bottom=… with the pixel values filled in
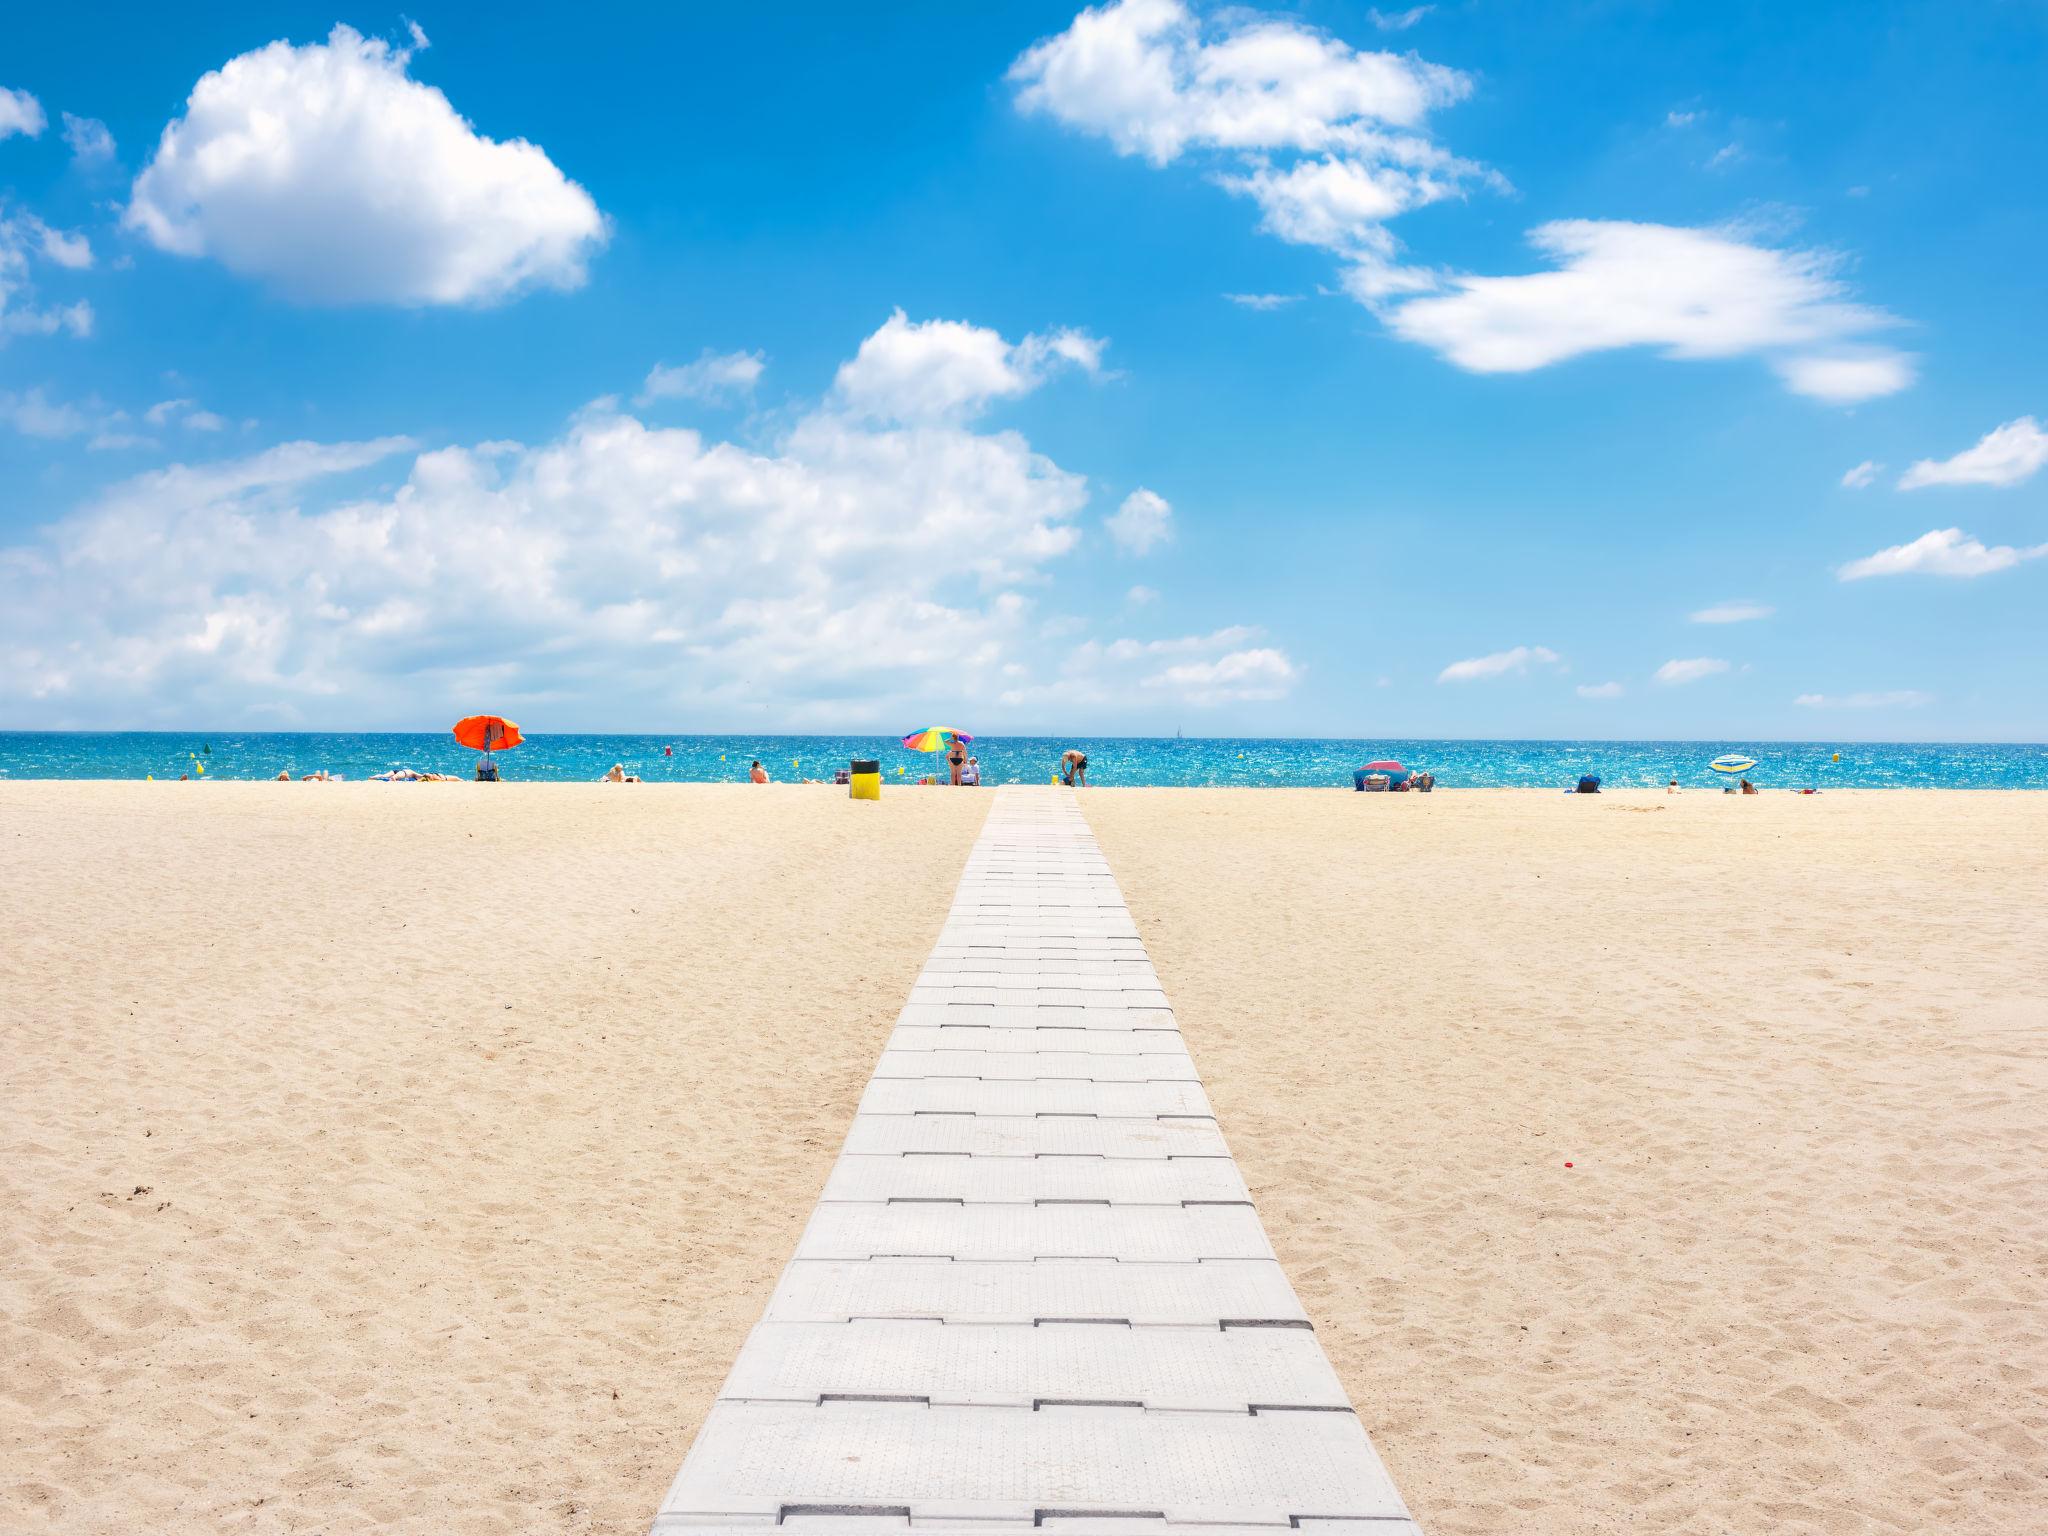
left=650, top=785, right=1420, bottom=1535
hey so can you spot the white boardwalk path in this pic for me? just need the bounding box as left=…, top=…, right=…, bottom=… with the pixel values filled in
left=651, top=787, right=1420, bottom=1535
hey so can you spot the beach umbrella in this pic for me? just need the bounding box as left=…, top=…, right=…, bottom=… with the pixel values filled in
left=1364, top=759, right=1407, bottom=775
left=453, top=715, right=524, bottom=752
left=902, top=727, right=972, bottom=752
left=1709, top=753, right=1757, bottom=776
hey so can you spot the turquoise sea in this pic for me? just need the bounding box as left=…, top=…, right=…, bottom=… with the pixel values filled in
left=1, top=733, right=2043, bottom=788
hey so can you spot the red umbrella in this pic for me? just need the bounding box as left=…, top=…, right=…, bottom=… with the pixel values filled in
left=453, top=715, right=523, bottom=752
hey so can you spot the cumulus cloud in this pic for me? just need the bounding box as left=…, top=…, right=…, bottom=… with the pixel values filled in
left=1010, top=0, right=1468, bottom=163
left=1013, top=8, right=1910, bottom=397
left=0, top=387, right=89, bottom=438
left=144, top=398, right=228, bottom=433
left=1794, top=690, right=1932, bottom=709
left=998, top=624, right=1297, bottom=711
left=1011, top=0, right=1483, bottom=296
left=0, top=87, right=44, bottom=140
left=1576, top=681, right=1624, bottom=699
left=124, top=25, right=606, bottom=306
left=62, top=113, right=116, bottom=164
left=1689, top=599, right=1773, bottom=624
left=1126, top=583, right=1159, bottom=605
left=0, top=313, right=1280, bottom=726
left=1898, top=417, right=2048, bottom=490
left=1147, top=646, right=1297, bottom=704
left=1, top=210, right=96, bottom=340
left=833, top=310, right=1104, bottom=422
left=1655, top=656, right=1730, bottom=685
left=1385, top=221, right=1912, bottom=400
left=1773, top=350, right=1914, bottom=402
left=1841, top=459, right=1880, bottom=489
left=1837, top=527, right=2048, bottom=581
left=638, top=350, right=766, bottom=406
left=1437, top=644, right=1559, bottom=682
left=1106, top=487, right=1172, bottom=553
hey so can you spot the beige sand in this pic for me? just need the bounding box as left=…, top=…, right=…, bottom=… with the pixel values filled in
left=0, top=782, right=988, bottom=1535
left=4, top=785, right=2044, bottom=1536
left=1084, top=788, right=2048, bottom=1536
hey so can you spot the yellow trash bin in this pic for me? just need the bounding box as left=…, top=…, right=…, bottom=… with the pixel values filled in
left=849, top=758, right=880, bottom=801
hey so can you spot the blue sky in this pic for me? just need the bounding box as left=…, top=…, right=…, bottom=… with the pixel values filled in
left=2, top=0, right=2043, bottom=738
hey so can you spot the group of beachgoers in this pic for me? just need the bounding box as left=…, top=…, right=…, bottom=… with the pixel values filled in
left=299, top=745, right=1095, bottom=786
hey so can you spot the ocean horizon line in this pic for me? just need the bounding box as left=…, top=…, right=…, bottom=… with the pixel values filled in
left=3, top=731, right=2043, bottom=789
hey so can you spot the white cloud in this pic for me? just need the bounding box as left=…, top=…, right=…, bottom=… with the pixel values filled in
left=1224, top=291, right=1299, bottom=310
left=1386, top=220, right=1912, bottom=400
left=1368, top=6, right=1433, bottom=30
left=125, top=25, right=606, bottom=306
left=1689, top=599, right=1773, bottom=624
left=1897, top=417, right=2048, bottom=490
left=1654, top=656, right=1730, bottom=685
left=34, top=220, right=93, bottom=270
left=1840, top=459, right=1880, bottom=489
left=1010, top=0, right=1468, bottom=165
left=1576, top=681, right=1624, bottom=699
left=1147, top=646, right=1297, bottom=704
left=1, top=387, right=89, bottom=438
left=1837, top=527, right=2048, bottom=581
left=1010, top=0, right=1482, bottom=297
left=1125, top=583, right=1159, bottom=605
left=1705, top=142, right=1743, bottom=172
left=638, top=350, right=766, bottom=406
left=1772, top=349, right=1916, bottom=403
left=61, top=113, right=116, bottom=164
left=1, top=210, right=96, bottom=340
left=0, top=313, right=1278, bottom=727
left=1794, top=690, right=1932, bottom=709
left=1106, top=487, right=1173, bottom=553
left=833, top=310, right=1103, bottom=422
left=996, top=624, right=1296, bottom=711
left=1437, top=644, right=1559, bottom=683
left=0, top=88, right=44, bottom=140
left=144, top=397, right=229, bottom=432
left=1665, top=109, right=1700, bottom=128
left=1224, top=152, right=1470, bottom=255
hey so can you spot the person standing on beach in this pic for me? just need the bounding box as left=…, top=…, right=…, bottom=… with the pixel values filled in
left=1059, top=749, right=1088, bottom=787
left=947, top=739, right=966, bottom=786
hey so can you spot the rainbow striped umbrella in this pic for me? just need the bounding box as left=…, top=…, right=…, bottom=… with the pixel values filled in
left=1710, top=753, right=1758, bottom=775
left=902, top=727, right=973, bottom=752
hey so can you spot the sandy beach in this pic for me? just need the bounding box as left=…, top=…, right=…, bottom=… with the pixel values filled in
left=4, top=783, right=2045, bottom=1536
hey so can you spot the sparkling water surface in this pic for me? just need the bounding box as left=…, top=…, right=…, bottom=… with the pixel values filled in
left=2, top=733, right=2043, bottom=788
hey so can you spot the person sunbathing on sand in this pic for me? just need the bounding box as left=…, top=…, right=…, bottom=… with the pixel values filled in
left=750, top=760, right=769, bottom=784
left=602, top=764, right=640, bottom=783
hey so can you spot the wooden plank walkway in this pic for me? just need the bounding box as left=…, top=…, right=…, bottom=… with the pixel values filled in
left=650, top=786, right=1420, bottom=1535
